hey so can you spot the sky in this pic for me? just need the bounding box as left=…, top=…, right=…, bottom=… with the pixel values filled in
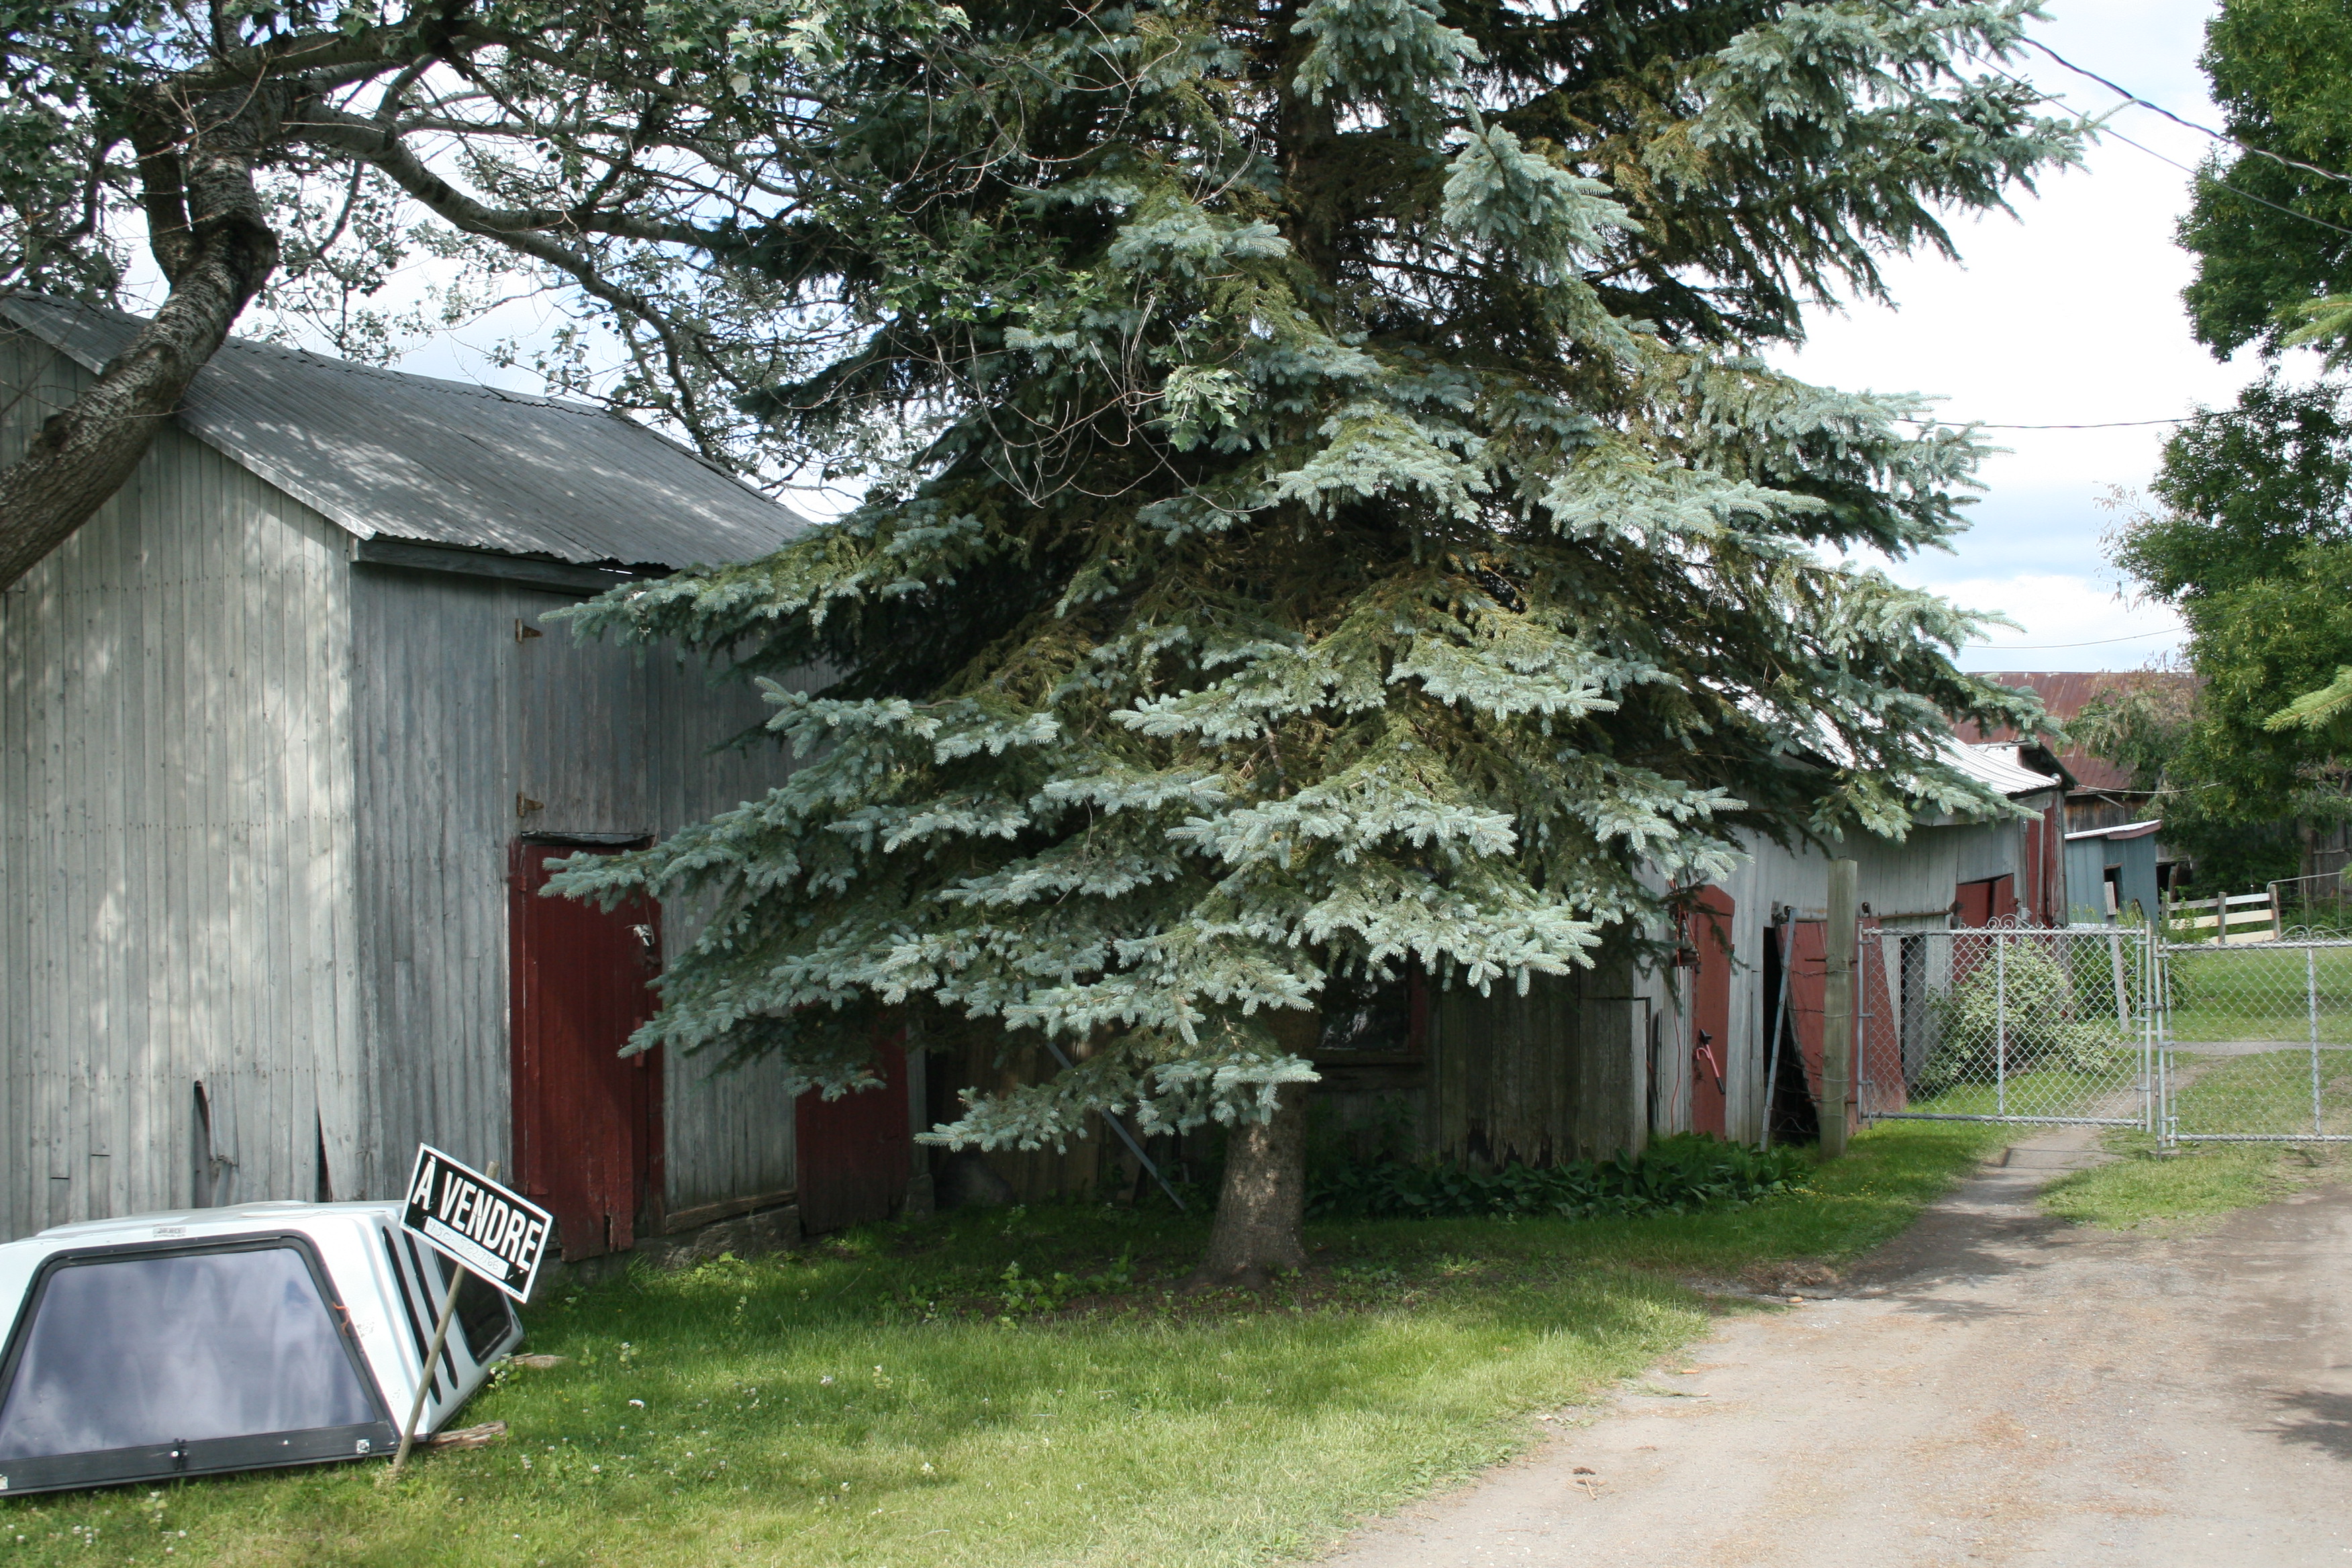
left=1777, top=0, right=2310, bottom=674
left=368, top=0, right=2287, bottom=674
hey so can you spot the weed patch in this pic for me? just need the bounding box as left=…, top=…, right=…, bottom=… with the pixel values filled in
left=1308, top=1134, right=1808, bottom=1221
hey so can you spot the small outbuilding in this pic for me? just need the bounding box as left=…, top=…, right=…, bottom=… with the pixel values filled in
left=0, top=299, right=862, bottom=1257
left=2064, top=820, right=2163, bottom=925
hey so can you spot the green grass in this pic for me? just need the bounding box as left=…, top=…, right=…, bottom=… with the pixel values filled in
left=0, top=1123, right=2006, bottom=1568
left=2040, top=1136, right=2339, bottom=1231
left=1901, top=1070, right=2147, bottom=1124
left=2043, top=1052, right=2352, bottom=1230
left=2164, top=945, right=2352, bottom=1044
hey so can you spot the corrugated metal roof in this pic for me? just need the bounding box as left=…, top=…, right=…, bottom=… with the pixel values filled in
left=2065, top=818, right=2162, bottom=842
left=1, top=296, right=808, bottom=570
left=1949, top=741, right=2063, bottom=800
left=1954, top=671, right=2202, bottom=793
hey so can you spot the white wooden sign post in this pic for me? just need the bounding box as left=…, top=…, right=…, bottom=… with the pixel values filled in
left=387, top=1146, right=553, bottom=1473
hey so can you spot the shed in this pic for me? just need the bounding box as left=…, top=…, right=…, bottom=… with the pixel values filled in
left=1960, top=671, right=2195, bottom=889
left=2065, top=820, right=2163, bottom=925
left=0, top=298, right=851, bottom=1257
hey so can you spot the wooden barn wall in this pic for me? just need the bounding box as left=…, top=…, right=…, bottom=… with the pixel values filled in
left=0, top=332, right=361, bottom=1241
left=1644, top=820, right=2035, bottom=1146
left=1427, top=943, right=1644, bottom=1169
left=349, top=572, right=812, bottom=1217
left=643, top=652, right=821, bottom=1217
left=924, top=1034, right=1111, bottom=1205
left=347, top=567, right=521, bottom=1198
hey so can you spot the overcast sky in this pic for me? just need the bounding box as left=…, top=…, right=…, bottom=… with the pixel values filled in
left=1779, top=0, right=2309, bottom=674
left=377, top=2, right=2284, bottom=675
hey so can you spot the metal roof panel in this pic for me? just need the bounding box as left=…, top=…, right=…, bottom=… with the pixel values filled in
left=1, top=297, right=809, bottom=569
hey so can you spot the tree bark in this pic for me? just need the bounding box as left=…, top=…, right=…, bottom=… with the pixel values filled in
left=0, top=89, right=284, bottom=590
left=1189, top=1007, right=1320, bottom=1290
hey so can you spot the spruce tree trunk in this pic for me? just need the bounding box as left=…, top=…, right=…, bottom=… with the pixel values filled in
left=1188, top=1007, right=1319, bottom=1289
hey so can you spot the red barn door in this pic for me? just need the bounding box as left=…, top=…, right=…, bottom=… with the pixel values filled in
left=795, top=1027, right=912, bottom=1235
left=510, top=842, right=665, bottom=1260
left=1784, top=918, right=1829, bottom=1106
left=1955, top=874, right=2016, bottom=928
left=1684, top=888, right=1736, bottom=1137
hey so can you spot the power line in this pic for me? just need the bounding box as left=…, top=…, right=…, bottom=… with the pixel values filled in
left=2022, top=37, right=2352, bottom=191
left=1966, top=627, right=2185, bottom=650
left=1973, top=56, right=2352, bottom=243
left=2104, top=124, right=2352, bottom=242
left=1902, top=417, right=2187, bottom=430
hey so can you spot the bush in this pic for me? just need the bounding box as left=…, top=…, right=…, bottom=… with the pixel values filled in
left=1304, top=1134, right=1809, bottom=1221
left=1914, top=941, right=2120, bottom=1096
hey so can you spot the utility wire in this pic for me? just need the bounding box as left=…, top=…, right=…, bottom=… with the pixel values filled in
left=1900, top=417, right=2186, bottom=430
left=1974, top=56, right=2352, bottom=243
left=2104, top=124, right=2352, bottom=242
left=1966, top=627, right=2186, bottom=650
left=2022, top=37, right=2352, bottom=190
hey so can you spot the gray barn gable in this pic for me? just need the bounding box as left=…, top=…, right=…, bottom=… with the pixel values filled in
left=0, top=301, right=818, bottom=1249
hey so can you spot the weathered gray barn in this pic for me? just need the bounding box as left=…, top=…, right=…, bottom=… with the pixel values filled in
left=1292, top=742, right=2069, bottom=1168
left=0, top=297, right=822, bottom=1253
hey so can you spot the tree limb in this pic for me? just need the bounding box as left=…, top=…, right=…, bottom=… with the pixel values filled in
left=0, top=87, right=287, bottom=588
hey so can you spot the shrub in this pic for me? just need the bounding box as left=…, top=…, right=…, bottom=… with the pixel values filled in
left=1915, top=940, right=2121, bottom=1096
left=1305, top=1134, right=1809, bottom=1221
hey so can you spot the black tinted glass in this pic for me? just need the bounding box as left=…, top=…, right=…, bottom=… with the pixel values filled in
left=453, top=1265, right=512, bottom=1363
left=0, top=1246, right=380, bottom=1459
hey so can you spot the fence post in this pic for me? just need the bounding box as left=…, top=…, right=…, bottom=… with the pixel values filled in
left=2149, top=933, right=2167, bottom=1144
left=2271, top=881, right=2284, bottom=940
left=2108, top=928, right=2131, bottom=1030
left=2310, top=944, right=2324, bottom=1139
left=2213, top=890, right=2225, bottom=947
left=1822, top=859, right=1858, bottom=1159
left=1994, top=932, right=2008, bottom=1118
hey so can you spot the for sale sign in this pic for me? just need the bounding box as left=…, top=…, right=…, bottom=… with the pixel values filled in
left=401, top=1145, right=553, bottom=1304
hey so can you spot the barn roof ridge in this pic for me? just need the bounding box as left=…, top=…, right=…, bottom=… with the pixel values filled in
left=0, top=293, right=809, bottom=573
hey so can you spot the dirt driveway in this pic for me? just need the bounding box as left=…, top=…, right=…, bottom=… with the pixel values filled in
left=1319, top=1135, right=2352, bottom=1567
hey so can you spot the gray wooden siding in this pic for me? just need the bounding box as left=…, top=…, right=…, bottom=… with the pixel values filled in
left=347, top=566, right=526, bottom=1199
left=1429, top=948, right=1643, bottom=1169
left=645, top=653, right=814, bottom=1216
left=0, top=332, right=361, bottom=1241
left=348, top=571, right=809, bottom=1216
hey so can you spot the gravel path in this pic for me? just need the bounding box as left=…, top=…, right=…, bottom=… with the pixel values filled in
left=1318, top=1130, right=2352, bottom=1567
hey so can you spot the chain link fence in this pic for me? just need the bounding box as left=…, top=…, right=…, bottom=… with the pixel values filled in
left=2159, top=936, right=2352, bottom=1144
left=1857, top=925, right=2158, bottom=1129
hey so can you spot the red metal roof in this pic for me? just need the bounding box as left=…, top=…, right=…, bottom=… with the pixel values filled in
left=1953, top=671, right=2202, bottom=794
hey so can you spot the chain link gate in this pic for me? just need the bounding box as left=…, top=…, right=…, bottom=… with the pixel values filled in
left=2157, top=935, right=2352, bottom=1145
left=1856, top=924, right=2160, bottom=1130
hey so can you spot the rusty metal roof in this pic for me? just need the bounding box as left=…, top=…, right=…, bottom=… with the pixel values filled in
left=1954, top=671, right=2202, bottom=793
left=1, top=296, right=807, bottom=571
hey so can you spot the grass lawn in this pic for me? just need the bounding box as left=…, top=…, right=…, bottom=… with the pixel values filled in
left=2043, top=1052, right=2351, bottom=1231
left=2164, top=944, right=2352, bottom=1044
left=1900, top=1070, right=2148, bottom=1125
left=0, top=1122, right=2006, bottom=1568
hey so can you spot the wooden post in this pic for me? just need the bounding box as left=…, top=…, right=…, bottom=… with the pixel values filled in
left=1822, top=860, right=1858, bottom=1159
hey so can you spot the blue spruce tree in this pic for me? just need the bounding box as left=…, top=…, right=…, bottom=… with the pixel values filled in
left=557, top=0, right=2074, bottom=1281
